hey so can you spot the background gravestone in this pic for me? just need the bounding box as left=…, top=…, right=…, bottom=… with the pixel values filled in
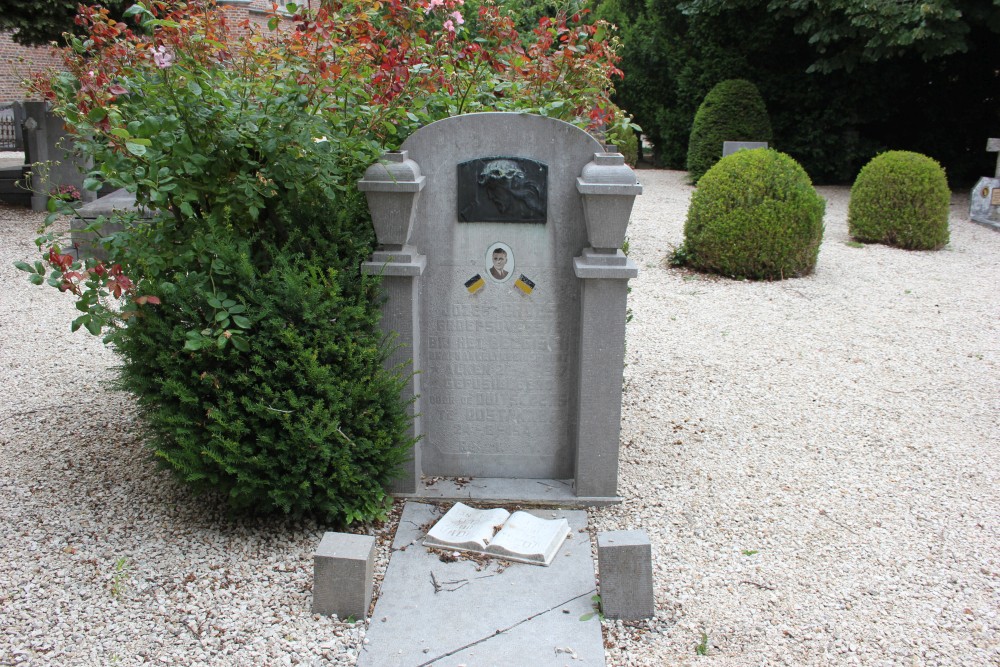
left=361, top=113, right=640, bottom=502
left=969, top=138, right=1000, bottom=232
left=22, top=101, right=96, bottom=211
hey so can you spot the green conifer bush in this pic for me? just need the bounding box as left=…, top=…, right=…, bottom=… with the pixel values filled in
left=113, top=201, right=413, bottom=524
left=675, top=148, right=826, bottom=280
left=686, top=79, right=773, bottom=184
left=847, top=151, right=950, bottom=250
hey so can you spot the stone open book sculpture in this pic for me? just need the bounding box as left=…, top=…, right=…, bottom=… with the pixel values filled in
left=423, top=502, right=571, bottom=566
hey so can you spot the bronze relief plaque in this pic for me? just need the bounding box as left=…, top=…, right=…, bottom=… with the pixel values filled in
left=457, top=157, right=548, bottom=223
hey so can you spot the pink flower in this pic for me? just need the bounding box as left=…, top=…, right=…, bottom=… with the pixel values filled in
left=424, top=0, right=444, bottom=14
left=152, top=46, right=173, bottom=69
left=443, top=19, right=455, bottom=33
left=450, top=10, right=464, bottom=25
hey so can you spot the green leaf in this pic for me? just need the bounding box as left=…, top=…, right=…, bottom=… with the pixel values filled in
left=83, top=177, right=102, bottom=191
left=268, top=16, right=279, bottom=31
left=71, top=316, right=85, bottom=332
left=215, top=311, right=230, bottom=322
left=187, top=81, right=203, bottom=96
left=125, top=141, right=147, bottom=157
left=29, top=274, right=43, bottom=285
left=85, top=318, right=102, bottom=336
left=207, top=296, right=223, bottom=309
left=110, top=128, right=131, bottom=139
left=184, top=338, right=204, bottom=351
left=216, top=333, right=229, bottom=349
left=13, top=261, right=32, bottom=273
left=230, top=335, right=249, bottom=352
left=231, top=315, right=251, bottom=329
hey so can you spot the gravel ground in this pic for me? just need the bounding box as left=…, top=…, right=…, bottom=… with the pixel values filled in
left=2, top=169, right=998, bottom=666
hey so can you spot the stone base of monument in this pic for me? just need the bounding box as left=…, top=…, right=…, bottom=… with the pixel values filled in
left=356, top=502, right=605, bottom=666
left=969, top=177, right=1000, bottom=232
left=398, top=477, right=621, bottom=508
left=72, top=188, right=151, bottom=260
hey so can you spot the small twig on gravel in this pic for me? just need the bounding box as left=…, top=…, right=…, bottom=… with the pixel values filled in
left=739, top=580, right=776, bottom=591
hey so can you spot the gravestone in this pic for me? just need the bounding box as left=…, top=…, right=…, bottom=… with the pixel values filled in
left=969, top=138, right=1000, bottom=232
left=722, top=140, right=768, bottom=157
left=72, top=188, right=151, bottom=260
left=360, top=113, right=640, bottom=504
left=21, top=101, right=96, bottom=212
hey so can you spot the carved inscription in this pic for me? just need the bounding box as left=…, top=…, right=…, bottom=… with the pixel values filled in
left=425, top=269, right=572, bottom=457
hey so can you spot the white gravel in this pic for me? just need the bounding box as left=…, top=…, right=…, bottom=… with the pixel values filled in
left=2, top=169, right=998, bottom=666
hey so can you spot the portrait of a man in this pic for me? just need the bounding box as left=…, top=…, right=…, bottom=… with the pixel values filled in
left=490, top=247, right=510, bottom=280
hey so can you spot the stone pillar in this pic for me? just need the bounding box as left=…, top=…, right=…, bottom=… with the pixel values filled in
left=362, top=249, right=425, bottom=493
left=359, top=151, right=427, bottom=493
left=573, top=250, right=637, bottom=498
left=573, top=150, right=641, bottom=499
left=21, top=102, right=48, bottom=212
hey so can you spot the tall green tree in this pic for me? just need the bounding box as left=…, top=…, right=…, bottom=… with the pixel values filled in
left=599, top=0, right=1000, bottom=185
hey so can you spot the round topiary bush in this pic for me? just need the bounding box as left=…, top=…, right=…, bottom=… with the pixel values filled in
left=676, top=148, right=826, bottom=280
left=847, top=151, right=950, bottom=250
left=686, top=79, right=773, bottom=184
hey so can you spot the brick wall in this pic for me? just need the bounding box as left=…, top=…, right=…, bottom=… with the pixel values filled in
left=0, top=33, right=63, bottom=103
left=1, top=1, right=319, bottom=104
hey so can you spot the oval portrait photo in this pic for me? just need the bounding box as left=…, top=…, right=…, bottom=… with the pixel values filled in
left=486, top=243, right=513, bottom=282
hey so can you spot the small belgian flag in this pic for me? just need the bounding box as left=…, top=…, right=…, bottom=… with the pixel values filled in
left=514, top=274, right=535, bottom=295
left=465, top=274, right=485, bottom=294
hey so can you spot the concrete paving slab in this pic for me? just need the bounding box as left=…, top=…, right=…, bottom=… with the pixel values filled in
left=358, top=502, right=604, bottom=667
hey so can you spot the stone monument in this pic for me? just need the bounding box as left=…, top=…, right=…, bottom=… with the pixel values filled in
left=969, top=138, right=1000, bottom=232
left=359, top=113, right=640, bottom=505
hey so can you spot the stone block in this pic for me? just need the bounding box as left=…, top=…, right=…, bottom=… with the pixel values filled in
left=597, top=530, right=654, bottom=620
left=312, top=532, right=376, bottom=620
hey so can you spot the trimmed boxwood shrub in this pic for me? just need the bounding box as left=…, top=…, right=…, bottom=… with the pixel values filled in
left=686, top=79, right=773, bottom=184
left=674, top=148, right=825, bottom=280
left=608, top=127, right=640, bottom=166
left=847, top=151, right=950, bottom=250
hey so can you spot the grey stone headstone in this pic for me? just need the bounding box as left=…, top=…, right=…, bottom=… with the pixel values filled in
left=722, top=141, right=768, bottom=157
left=312, top=532, right=375, bottom=620
left=72, top=188, right=152, bottom=260
left=361, top=113, right=639, bottom=503
left=597, top=530, right=655, bottom=620
left=401, top=114, right=603, bottom=480
left=22, top=101, right=95, bottom=212
left=969, top=176, right=1000, bottom=232
left=968, top=139, right=1000, bottom=232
